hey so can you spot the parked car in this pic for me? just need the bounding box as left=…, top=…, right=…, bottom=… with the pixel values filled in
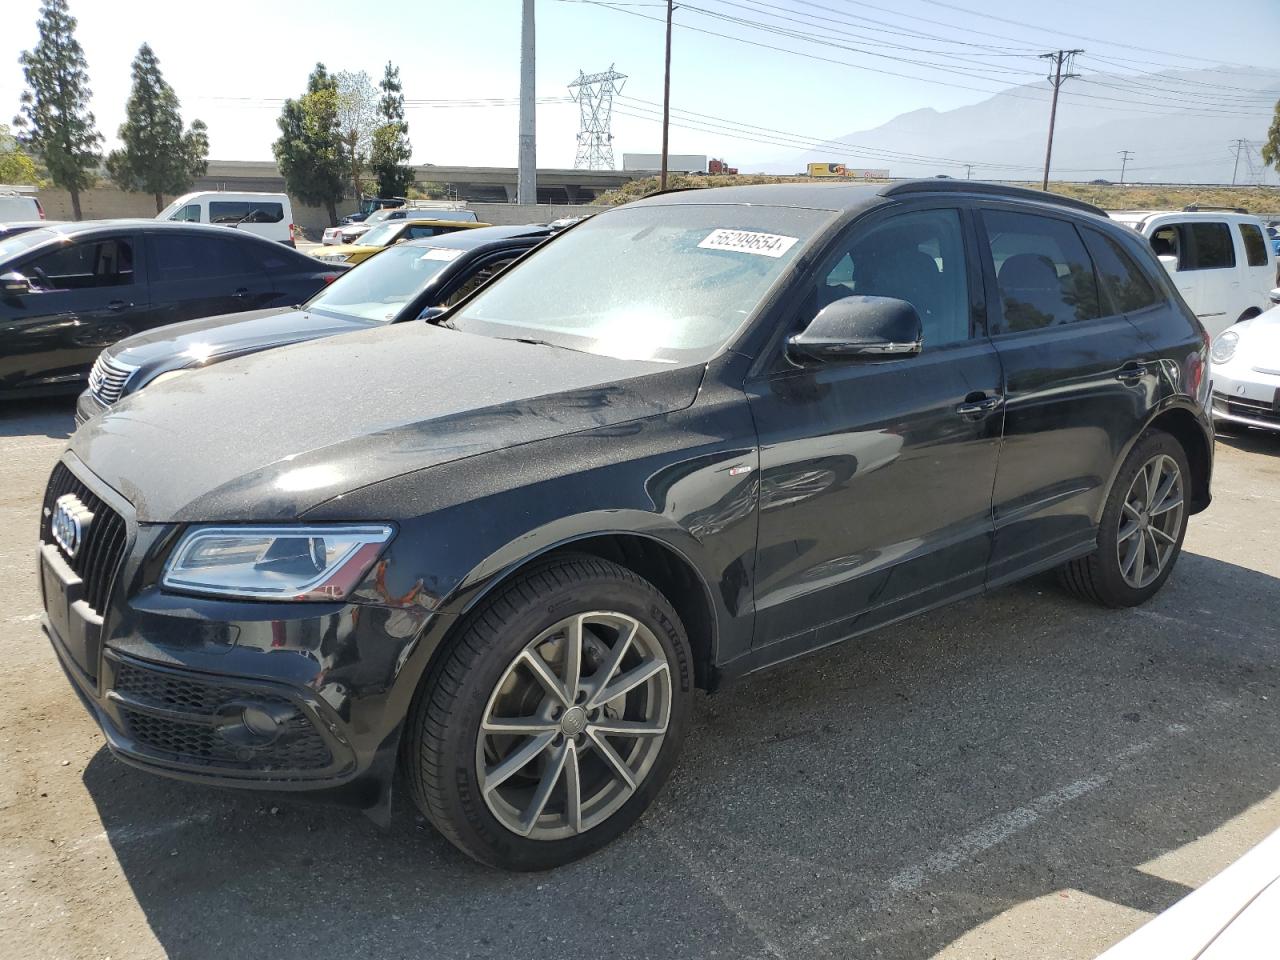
left=311, top=217, right=492, bottom=266
left=1266, top=223, right=1280, bottom=257
left=1098, top=825, right=1280, bottom=959
left=0, top=220, right=61, bottom=240
left=157, top=191, right=296, bottom=246
left=327, top=206, right=479, bottom=246
left=1110, top=208, right=1276, bottom=338
left=75, top=224, right=554, bottom=423
left=1210, top=303, right=1280, bottom=432
left=339, top=196, right=409, bottom=225
left=41, top=181, right=1212, bottom=870
left=0, top=221, right=343, bottom=397
left=0, top=189, right=43, bottom=222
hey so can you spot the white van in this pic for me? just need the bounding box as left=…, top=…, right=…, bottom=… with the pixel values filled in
left=157, top=191, right=295, bottom=246
left=1110, top=208, right=1277, bottom=338
left=0, top=187, right=44, bottom=222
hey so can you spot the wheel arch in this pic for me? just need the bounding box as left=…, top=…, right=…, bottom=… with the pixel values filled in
left=431, top=524, right=722, bottom=693
left=1146, top=405, right=1212, bottom=514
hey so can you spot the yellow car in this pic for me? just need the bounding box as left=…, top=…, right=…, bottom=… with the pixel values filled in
left=311, top=218, right=491, bottom=265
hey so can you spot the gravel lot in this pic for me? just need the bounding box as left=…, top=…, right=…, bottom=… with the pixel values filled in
left=1, top=398, right=1278, bottom=960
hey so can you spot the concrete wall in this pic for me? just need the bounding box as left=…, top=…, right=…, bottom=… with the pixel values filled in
left=33, top=186, right=608, bottom=238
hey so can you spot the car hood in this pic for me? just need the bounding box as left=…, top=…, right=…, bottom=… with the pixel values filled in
left=313, top=243, right=377, bottom=259
left=70, top=322, right=705, bottom=522
left=109, top=307, right=376, bottom=371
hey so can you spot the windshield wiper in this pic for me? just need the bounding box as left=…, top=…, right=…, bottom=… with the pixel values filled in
left=496, top=336, right=590, bottom=354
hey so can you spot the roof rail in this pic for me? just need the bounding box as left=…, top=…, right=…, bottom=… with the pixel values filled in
left=879, top=179, right=1107, bottom=217
left=1182, top=204, right=1248, bottom=214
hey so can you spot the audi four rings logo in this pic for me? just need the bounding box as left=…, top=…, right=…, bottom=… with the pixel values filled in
left=51, top=494, right=94, bottom=559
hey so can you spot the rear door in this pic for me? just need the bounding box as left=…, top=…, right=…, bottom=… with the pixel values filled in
left=0, top=233, right=148, bottom=391
left=976, top=205, right=1155, bottom=585
left=746, top=202, right=1004, bottom=655
left=1172, top=220, right=1237, bottom=337
left=1237, top=221, right=1275, bottom=316
left=145, top=231, right=270, bottom=328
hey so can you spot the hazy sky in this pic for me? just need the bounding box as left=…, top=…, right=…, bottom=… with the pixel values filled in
left=2, top=0, right=1277, bottom=171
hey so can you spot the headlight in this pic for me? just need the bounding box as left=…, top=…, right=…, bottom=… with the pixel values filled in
left=161, top=525, right=394, bottom=601
left=1210, top=330, right=1238, bottom=364
left=316, top=254, right=351, bottom=264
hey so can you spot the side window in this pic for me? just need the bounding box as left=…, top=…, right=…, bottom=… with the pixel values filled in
left=23, top=237, right=134, bottom=291
left=984, top=209, right=1101, bottom=332
left=167, top=203, right=201, bottom=223
left=1239, top=223, right=1269, bottom=267
left=444, top=257, right=518, bottom=307
left=208, top=201, right=251, bottom=224
left=404, top=225, right=440, bottom=240
left=1150, top=225, right=1180, bottom=264
left=149, top=235, right=250, bottom=280
left=814, top=207, right=972, bottom=347
left=1179, top=221, right=1235, bottom=270
left=1082, top=229, right=1162, bottom=314
left=244, top=201, right=283, bottom=224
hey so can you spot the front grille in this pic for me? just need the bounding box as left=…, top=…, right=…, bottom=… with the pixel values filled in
left=41, top=463, right=128, bottom=615
left=113, top=661, right=333, bottom=772
left=1217, top=391, right=1280, bottom=425
left=86, top=353, right=136, bottom=406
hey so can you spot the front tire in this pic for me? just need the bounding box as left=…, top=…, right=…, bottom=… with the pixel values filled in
left=403, top=555, right=693, bottom=870
left=1060, top=429, right=1190, bottom=608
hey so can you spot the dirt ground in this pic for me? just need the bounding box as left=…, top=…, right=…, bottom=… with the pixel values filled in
left=2, top=397, right=1279, bottom=960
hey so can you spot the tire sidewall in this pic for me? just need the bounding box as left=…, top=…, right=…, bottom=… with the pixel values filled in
left=427, top=565, right=693, bottom=871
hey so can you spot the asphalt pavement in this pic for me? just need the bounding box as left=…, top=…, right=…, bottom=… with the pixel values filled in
left=1, top=396, right=1278, bottom=960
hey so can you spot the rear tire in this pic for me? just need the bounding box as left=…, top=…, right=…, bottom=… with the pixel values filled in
left=402, top=555, right=693, bottom=870
left=1059, top=429, right=1190, bottom=608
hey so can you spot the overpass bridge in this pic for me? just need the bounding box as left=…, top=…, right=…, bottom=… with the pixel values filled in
left=197, top=160, right=650, bottom=204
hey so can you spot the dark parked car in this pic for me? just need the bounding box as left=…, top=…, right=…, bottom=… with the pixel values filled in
left=74, top=224, right=554, bottom=423
left=41, top=181, right=1212, bottom=870
left=0, top=221, right=344, bottom=397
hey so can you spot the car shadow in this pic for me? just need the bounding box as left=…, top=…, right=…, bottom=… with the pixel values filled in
left=80, top=551, right=1280, bottom=960
left=1216, top=426, right=1280, bottom=455
left=0, top=395, right=76, bottom=440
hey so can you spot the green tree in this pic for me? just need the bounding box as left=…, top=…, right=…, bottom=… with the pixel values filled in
left=370, top=61, right=414, bottom=198
left=1263, top=100, right=1280, bottom=171
left=335, top=70, right=379, bottom=203
left=272, top=64, right=345, bottom=225
left=0, top=124, right=44, bottom=185
left=105, top=44, right=209, bottom=213
left=13, top=0, right=102, bottom=219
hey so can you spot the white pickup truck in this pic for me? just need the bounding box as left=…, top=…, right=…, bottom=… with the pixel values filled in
left=1110, top=207, right=1277, bottom=338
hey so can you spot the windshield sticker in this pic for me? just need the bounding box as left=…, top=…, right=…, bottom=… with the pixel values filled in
left=420, top=248, right=464, bottom=262
left=698, top=229, right=800, bottom=258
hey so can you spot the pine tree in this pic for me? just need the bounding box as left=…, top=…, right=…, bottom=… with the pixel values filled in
left=13, top=0, right=102, bottom=220
left=370, top=62, right=414, bottom=198
left=272, top=64, right=345, bottom=225
left=105, top=44, right=209, bottom=213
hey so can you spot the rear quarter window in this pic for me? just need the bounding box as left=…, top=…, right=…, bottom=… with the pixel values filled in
left=1082, top=229, right=1162, bottom=314
left=1239, top=223, right=1270, bottom=267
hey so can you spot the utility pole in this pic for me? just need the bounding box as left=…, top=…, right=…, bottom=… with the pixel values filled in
left=1118, top=149, right=1133, bottom=184
left=660, top=0, right=674, bottom=190
left=1230, top=138, right=1247, bottom=186
left=1039, top=49, right=1083, bottom=191
left=517, top=0, right=536, bottom=205
left=964, top=163, right=973, bottom=180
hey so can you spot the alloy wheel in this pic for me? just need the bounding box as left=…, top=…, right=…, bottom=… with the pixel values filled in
left=476, top=611, right=672, bottom=841
left=1117, top=453, right=1184, bottom=590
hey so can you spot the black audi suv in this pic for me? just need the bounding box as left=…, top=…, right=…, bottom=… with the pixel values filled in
left=40, top=181, right=1212, bottom=870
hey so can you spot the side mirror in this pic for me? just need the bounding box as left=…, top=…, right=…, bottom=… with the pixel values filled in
left=1157, top=253, right=1178, bottom=274
left=788, top=296, right=923, bottom=363
left=419, top=306, right=447, bottom=322
left=1, top=272, right=31, bottom=296
left=1269, top=287, right=1280, bottom=305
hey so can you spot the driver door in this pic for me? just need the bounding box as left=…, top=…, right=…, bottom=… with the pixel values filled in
left=745, top=203, right=1005, bottom=656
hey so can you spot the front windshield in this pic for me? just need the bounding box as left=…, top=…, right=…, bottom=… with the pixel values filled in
left=449, top=203, right=833, bottom=362
left=359, top=222, right=405, bottom=247
left=305, top=243, right=461, bottom=322
left=0, top=228, right=59, bottom=263
left=364, top=209, right=393, bottom=225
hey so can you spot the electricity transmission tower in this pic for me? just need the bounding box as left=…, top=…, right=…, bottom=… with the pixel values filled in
left=1039, top=49, right=1083, bottom=191
left=569, top=66, right=627, bottom=169
left=1229, top=138, right=1264, bottom=185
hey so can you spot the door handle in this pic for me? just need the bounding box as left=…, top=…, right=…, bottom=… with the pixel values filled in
left=106, top=300, right=132, bottom=312
left=1116, top=360, right=1148, bottom=383
left=955, top=394, right=1004, bottom=417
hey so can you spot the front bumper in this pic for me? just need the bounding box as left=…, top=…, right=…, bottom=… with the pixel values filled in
left=1211, top=365, right=1280, bottom=432
left=39, top=455, right=442, bottom=813
left=74, top=388, right=108, bottom=427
